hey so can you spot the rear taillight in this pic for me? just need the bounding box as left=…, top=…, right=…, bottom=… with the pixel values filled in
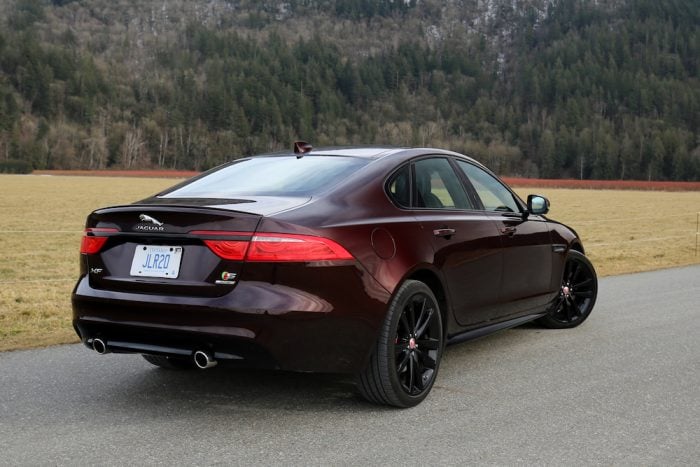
left=80, top=228, right=119, bottom=254
left=202, top=240, right=249, bottom=260
left=191, top=231, right=250, bottom=261
left=194, top=231, right=353, bottom=262
left=246, top=233, right=353, bottom=262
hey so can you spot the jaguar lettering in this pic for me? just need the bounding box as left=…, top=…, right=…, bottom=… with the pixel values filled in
left=135, top=224, right=165, bottom=232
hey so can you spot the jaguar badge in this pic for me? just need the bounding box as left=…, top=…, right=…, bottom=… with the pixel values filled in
left=139, top=214, right=163, bottom=226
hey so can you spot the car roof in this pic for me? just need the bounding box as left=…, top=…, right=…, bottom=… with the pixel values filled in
left=255, top=146, right=476, bottom=162
left=253, top=146, right=404, bottom=159
left=309, top=147, right=405, bottom=158
left=307, top=146, right=485, bottom=169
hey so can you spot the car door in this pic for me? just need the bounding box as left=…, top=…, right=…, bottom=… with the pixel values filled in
left=456, top=160, right=554, bottom=318
left=407, top=157, right=504, bottom=328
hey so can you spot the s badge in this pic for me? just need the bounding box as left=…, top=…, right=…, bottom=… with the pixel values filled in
left=215, top=271, right=237, bottom=285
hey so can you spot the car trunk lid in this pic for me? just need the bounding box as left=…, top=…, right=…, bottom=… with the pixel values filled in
left=83, top=205, right=262, bottom=297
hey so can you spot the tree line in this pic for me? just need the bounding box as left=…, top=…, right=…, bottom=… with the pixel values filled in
left=0, top=0, right=698, bottom=180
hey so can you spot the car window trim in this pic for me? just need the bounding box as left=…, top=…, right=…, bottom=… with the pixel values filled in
left=384, top=154, right=527, bottom=215
left=447, top=157, right=484, bottom=210
left=384, top=162, right=413, bottom=210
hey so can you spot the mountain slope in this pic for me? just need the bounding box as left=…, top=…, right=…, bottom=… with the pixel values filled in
left=0, top=0, right=698, bottom=180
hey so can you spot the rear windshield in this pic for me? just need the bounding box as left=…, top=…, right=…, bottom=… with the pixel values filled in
left=161, top=156, right=368, bottom=198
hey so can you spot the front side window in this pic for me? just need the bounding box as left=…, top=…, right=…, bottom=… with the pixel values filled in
left=162, top=156, right=368, bottom=199
left=413, top=158, right=473, bottom=210
left=457, top=161, right=520, bottom=213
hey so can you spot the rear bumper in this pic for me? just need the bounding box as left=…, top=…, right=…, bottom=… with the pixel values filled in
left=71, top=269, right=390, bottom=373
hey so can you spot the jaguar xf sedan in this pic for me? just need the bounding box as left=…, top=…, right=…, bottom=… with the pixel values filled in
left=72, top=143, right=597, bottom=407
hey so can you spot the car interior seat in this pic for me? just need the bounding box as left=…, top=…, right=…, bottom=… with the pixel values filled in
left=415, top=170, right=443, bottom=208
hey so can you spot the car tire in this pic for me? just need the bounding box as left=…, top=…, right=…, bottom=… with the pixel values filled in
left=357, top=280, right=444, bottom=408
left=538, top=250, right=598, bottom=329
left=142, top=354, right=196, bottom=370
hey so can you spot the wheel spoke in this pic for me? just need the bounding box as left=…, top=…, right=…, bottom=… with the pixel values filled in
left=414, top=308, right=434, bottom=338
left=416, top=337, right=440, bottom=350
left=415, top=349, right=436, bottom=370
left=396, top=350, right=410, bottom=374
left=412, top=352, right=424, bottom=392
left=408, top=352, right=415, bottom=393
left=414, top=297, right=427, bottom=333
left=570, top=261, right=582, bottom=284
left=575, top=290, right=594, bottom=298
left=413, top=353, right=427, bottom=391
left=413, top=350, right=424, bottom=375
left=564, top=260, right=574, bottom=283
left=573, top=277, right=593, bottom=290
left=407, top=301, right=417, bottom=334
left=565, top=302, right=573, bottom=321
left=399, top=313, right=410, bottom=336
left=394, top=342, right=407, bottom=357
left=554, top=296, right=565, bottom=312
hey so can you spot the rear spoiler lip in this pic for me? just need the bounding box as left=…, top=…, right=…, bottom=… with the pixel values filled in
left=94, top=196, right=313, bottom=217
left=130, top=195, right=314, bottom=217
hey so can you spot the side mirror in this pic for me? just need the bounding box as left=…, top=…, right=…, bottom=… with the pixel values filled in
left=527, top=195, right=550, bottom=215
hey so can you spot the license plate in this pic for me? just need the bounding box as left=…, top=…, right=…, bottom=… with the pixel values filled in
left=130, top=245, right=183, bottom=278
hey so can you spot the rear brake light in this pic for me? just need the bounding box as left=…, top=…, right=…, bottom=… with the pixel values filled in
left=202, top=240, right=249, bottom=260
left=195, top=231, right=353, bottom=262
left=80, top=228, right=119, bottom=254
left=190, top=231, right=251, bottom=261
left=246, top=233, right=353, bottom=262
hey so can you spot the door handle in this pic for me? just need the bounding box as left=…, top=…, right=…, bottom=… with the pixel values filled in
left=433, top=228, right=456, bottom=238
left=501, top=226, right=517, bottom=236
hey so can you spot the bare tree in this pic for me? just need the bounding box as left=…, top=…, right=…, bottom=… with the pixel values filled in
left=122, top=124, right=145, bottom=168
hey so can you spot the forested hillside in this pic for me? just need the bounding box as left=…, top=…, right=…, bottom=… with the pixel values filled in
left=0, top=0, right=698, bottom=180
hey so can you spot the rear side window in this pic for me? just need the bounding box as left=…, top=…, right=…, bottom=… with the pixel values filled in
left=387, top=165, right=411, bottom=207
left=162, top=156, right=368, bottom=198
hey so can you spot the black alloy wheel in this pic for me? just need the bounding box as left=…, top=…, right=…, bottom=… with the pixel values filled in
left=357, top=280, right=444, bottom=407
left=395, top=292, right=442, bottom=395
left=539, top=250, right=598, bottom=329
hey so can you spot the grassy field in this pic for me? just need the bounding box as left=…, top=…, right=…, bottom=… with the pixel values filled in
left=1, top=174, right=699, bottom=352
left=0, top=175, right=177, bottom=351
left=513, top=187, right=700, bottom=276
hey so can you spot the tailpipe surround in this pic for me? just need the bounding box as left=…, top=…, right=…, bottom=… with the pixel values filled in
left=193, top=350, right=217, bottom=369
left=92, top=338, right=109, bottom=355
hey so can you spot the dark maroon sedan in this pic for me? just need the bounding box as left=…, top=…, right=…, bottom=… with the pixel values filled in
left=72, top=144, right=597, bottom=407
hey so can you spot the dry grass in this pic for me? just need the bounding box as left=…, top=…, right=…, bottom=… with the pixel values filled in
left=514, top=188, right=700, bottom=276
left=0, top=175, right=178, bottom=351
left=1, top=174, right=699, bottom=352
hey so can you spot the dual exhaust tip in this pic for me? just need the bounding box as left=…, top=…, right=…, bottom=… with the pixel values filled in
left=91, top=338, right=217, bottom=369
left=193, top=350, right=217, bottom=369
left=92, top=338, right=109, bottom=355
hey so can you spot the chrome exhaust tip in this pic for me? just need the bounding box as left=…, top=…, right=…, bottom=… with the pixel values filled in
left=193, top=350, right=217, bottom=369
left=92, top=338, right=109, bottom=355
